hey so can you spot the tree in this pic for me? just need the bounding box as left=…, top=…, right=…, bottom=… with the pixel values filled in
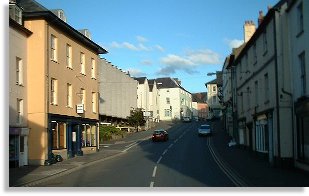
left=127, top=108, right=145, bottom=132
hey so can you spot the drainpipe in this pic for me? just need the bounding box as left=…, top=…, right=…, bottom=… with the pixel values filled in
left=273, top=9, right=281, bottom=165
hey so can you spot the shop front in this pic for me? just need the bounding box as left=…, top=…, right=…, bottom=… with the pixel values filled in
left=48, top=114, right=99, bottom=162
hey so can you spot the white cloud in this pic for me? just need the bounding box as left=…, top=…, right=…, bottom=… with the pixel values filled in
left=224, top=38, right=244, bottom=49
left=158, top=49, right=221, bottom=75
left=110, top=41, right=151, bottom=51
left=140, top=60, right=153, bottom=66
left=136, top=35, right=148, bottom=43
left=154, top=45, right=165, bottom=52
left=126, top=68, right=146, bottom=77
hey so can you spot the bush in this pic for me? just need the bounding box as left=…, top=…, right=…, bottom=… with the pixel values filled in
left=99, top=125, right=122, bottom=142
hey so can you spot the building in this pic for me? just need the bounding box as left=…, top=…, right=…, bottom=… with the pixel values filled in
left=286, top=0, right=309, bottom=171
left=135, top=77, right=150, bottom=112
left=148, top=79, right=160, bottom=123
left=17, top=0, right=107, bottom=165
left=205, top=75, right=223, bottom=119
left=156, top=78, right=192, bottom=121
left=192, top=93, right=209, bottom=121
left=9, top=0, right=32, bottom=167
left=99, top=59, right=138, bottom=124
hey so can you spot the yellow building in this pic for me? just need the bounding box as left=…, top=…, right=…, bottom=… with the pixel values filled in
left=18, top=0, right=107, bottom=165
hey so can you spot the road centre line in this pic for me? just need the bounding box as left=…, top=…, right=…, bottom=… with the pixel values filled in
left=152, top=166, right=157, bottom=177
left=157, top=156, right=162, bottom=164
left=168, top=144, right=173, bottom=149
left=162, top=149, right=168, bottom=156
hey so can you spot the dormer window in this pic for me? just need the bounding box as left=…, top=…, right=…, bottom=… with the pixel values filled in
left=9, top=4, right=22, bottom=25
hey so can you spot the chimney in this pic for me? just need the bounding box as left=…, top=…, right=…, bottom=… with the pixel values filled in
left=244, top=20, right=256, bottom=43
left=258, top=11, right=264, bottom=26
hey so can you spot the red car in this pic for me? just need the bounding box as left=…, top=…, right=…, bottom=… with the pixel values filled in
left=152, top=129, right=169, bottom=142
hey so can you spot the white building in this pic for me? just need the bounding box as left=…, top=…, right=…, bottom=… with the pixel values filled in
left=148, top=79, right=160, bottom=122
left=156, top=78, right=192, bottom=121
left=205, top=76, right=223, bottom=119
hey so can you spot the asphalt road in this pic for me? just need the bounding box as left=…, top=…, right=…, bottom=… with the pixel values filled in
left=36, top=121, right=239, bottom=187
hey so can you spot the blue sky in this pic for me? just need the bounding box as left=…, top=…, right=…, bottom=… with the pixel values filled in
left=37, top=0, right=278, bottom=93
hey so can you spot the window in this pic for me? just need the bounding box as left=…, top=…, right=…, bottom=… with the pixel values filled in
left=263, top=31, right=268, bottom=54
left=213, top=86, right=216, bottom=92
left=50, top=35, right=57, bottom=61
left=66, top=44, right=72, bottom=68
left=239, top=61, right=242, bottom=80
left=17, top=99, right=23, bottom=124
left=164, top=109, right=171, bottom=117
left=16, top=57, right=23, bottom=85
left=255, top=81, right=259, bottom=107
left=247, top=87, right=250, bottom=111
left=67, top=83, right=72, bottom=108
left=80, top=88, right=86, bottom=110
left=297, top=2, right=304, bottom=35
left=264, top=74, right=269, bottom=103
left=253, top=44, right=257, bottom=64
left=52, top=122, right=66, bottom=150
left=92, top=92, right=97, bottom=113
left=51, top=78, right=57, bottom=105
left=80, top=52, right=85, bottom=75
left=166, top=97, right=170, bottom=104
left=14, top=6, right=22, bottom=25
left=91, top=58, right=96, bottom=79
left=299, top=52, right=306, bottom=96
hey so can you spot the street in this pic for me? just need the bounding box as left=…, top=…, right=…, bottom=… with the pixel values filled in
left=34, top=121, right=246, bottom=187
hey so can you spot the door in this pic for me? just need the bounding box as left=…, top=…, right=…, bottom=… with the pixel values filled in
left=19, top=136, right=28, bottom=167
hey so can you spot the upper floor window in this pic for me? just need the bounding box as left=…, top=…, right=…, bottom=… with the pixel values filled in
left=264, top=73, right=269, bottom=103
left=16, top=57, right=23, bottom=85
left=91, top=58, right=96, bottom=79
left=212, top=86, right=216, bottom=92
left=51, top=78, right=58, bottom=105
left=80, top=88, right=86, bottom=110
left=255, top=81, right=259, bottom=107
left=299, top=52, right=306, bottom=96
left=50, top=35, right=57, bottom=61
left=80, top=52, right=85, bottom=75
left=66, top=44, right=72, bottom=68
left=66, top=83, right=72, bottom=108
left=253, top=43, right=257, bottom=64
left=263, top=31, right=268, bottom=54
left=17, top=98, right=23, bottom=124
left=166, top=97, right=170, bottom=104
left=297, top=2, right=304, bottom=35
left=92, top=92, right=97, bottom=113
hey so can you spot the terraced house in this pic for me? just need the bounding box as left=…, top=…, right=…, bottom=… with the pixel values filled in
left=16, top=0, right=107, bottom=165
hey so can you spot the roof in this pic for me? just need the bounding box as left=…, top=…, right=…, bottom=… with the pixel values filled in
left=16, top=0, right=107, bottom=54
left=155, top=77, right=191, bottom=94
left=192, top=92, right=207, bottom=103
left=148, top=79, right=155, bottom=92
left=134, top=77, right=147, bottom=84
left=205, top=71, right=222, bottom=86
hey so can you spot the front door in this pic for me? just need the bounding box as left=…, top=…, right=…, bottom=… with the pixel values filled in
left=19, top=136, right=28, bottom=167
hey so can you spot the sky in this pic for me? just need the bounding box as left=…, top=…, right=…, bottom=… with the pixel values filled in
left=36, top=0, right=279, bottom=93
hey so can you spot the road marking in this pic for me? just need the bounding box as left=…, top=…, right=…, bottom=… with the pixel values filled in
left=122, top=141, right=140, bottom=152
left=125, top=141, right=138, bottom=148
left=150, top=181, right=154, bottom=187
left=168, top=144, right=173, bottom=149
left=152, top=166, right=157, bottom=177
left=174, top=139, right=178, bottom=143
left=157, top=156, right=162, bottom=164
left=162, top=149, right=168, bottom=156
left=207, top=137, right=248, bottom=187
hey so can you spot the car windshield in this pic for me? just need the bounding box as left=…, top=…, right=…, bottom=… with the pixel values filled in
left=154, top=130, right=164, bottom=135
left=200, top=125, right=210, bottom=129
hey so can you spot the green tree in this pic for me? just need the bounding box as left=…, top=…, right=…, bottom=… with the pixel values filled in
left=127, top=108, right=145, bottom=132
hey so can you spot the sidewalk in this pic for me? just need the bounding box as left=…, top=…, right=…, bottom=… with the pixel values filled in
left=211, top=120, right=309, bottom=187
left=9, top=121, right=174, bottom=187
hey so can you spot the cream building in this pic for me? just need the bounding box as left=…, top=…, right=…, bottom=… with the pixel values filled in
left=18, top=0, right=107, bottom=165
left=148, top=79, right=160, bottom=122
left=9, top=1, right=32, bottom=167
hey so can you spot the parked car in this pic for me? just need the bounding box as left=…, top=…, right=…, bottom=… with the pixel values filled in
left=198, top=124, right=211, bottom=136
left=152, top=129, right=169, bottom=142
left=183, top=117, right=191, bottom=123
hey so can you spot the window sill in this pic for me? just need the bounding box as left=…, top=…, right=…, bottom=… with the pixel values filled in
left=51, top=59, right=58, bottom=63
left=264, top=100, right=270, bottom=105
left=66, top=66, right=73, bottom=70
left=296, top=30, right=304, bottom=38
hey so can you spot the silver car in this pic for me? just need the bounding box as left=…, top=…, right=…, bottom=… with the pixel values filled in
left=198, top=124, right=211, bottom=136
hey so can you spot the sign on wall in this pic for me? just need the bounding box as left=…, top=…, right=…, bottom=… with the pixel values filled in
left=76, top=104, right=84, bottom=114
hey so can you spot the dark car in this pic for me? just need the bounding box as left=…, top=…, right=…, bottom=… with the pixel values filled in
left=152, top=129, right=169, bottom=142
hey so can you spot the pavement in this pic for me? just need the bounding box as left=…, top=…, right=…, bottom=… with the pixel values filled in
left=8, top=120, right=309, bottom=187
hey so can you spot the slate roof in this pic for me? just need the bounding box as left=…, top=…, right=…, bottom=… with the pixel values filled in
left=134, top=77, right=147, bottom=84
left=192, top=92, right=207, bottom=103
left=155, top=77, right=190, bottom=94
left=148, top=79, right=155, bottom=92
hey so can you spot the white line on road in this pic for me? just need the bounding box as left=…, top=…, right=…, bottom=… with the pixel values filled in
left=157, top=156, right=162, bottom=164
left=162, top=149, right=168, bottom=156
left=152, top=166, right=157, bottom=177
left=174, top=139, right=178, bottom=143
left=150, top=181, right=154, bottom=187
left=168, top=144, right=173, bottom=149
left=122, top=141, right=140, bottom=152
